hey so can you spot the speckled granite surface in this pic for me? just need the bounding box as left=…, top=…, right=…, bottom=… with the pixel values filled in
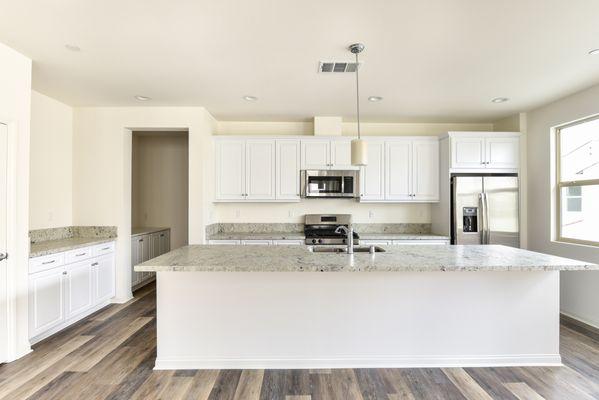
left=132, top=227, right=170, bottom=237
left=208, top=232, right=306, bottom=240
left=29, top=226, right=117, bottom=258
left=135, top=244, right=598, bottom=272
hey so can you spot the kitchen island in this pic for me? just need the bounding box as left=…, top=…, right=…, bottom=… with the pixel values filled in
left=135, top=244, right=597, bottom=370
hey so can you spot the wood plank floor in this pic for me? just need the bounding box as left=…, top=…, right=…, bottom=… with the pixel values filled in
left=2, top=283, right=599, bottom=400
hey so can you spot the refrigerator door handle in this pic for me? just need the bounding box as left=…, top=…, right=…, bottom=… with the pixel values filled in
left=484, top=192, right=491, bottom=244
left=478, top=193, right=486, bottom=244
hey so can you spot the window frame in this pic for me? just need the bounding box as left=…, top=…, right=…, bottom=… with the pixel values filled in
left=555, top=114, right=599, bottom=247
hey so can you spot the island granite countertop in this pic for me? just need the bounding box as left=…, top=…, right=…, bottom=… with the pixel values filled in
left=135, top=244, right=598, bottom=273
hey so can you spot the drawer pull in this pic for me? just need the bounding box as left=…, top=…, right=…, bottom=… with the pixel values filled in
left=139, top=239, right=143, bottom=242
left=160, top=234, right=165, bottom=237
left=101, top=247, right=110, bottom=251
left=76, top=252, right=86, bottom=257
left=62, top=271, right=67, bottom=275
left=42, top=260, right=55, bottom=265
left=91, top=262, right=99, bottom=266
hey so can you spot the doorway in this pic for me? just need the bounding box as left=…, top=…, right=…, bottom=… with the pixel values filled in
left=0, top=122, right=8, bottom=363
left=131, top=130, right=189, bottom=248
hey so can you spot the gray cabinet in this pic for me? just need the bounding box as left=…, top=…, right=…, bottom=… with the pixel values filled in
left=131, top=228, right=170, bottom=289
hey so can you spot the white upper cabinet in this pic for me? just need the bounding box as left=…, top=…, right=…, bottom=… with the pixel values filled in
left=276, top=140, right=301, bottom=200
left=216, top=140, right=245, bottom=200
left=246, top=140, right=276, bottom=200
left=330, top=140, right=354, bottom=169
left=301, top=140, right=330, bottom=169
left=451, top=137, right=485, bottom=169
left=360, top=141, right=385, bottom=200
left=412, top=140, right=439, bottom=201
left=448, top=132, right=520, bottom=170
left=385, top=141, right=412, bottom=201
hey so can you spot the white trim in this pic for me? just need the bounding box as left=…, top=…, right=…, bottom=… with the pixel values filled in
left=110, top=295, right=134, bottom=304
left=154, top=354, right=562, bottom=370
left=560, top=310, right=599, bottom=331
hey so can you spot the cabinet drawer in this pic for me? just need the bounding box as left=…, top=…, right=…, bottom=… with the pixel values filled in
left=64, top=247, right=93, bottom=264
left=272, top=240, right=304, bottom=245
left=91, top=241, right=115, bottom=257
left=208, top=240, right=241, bottom=245
left=241, top=240, right=272, bottom=245
left=392, top=240, right=449, bottom=245
left=360, top=240, right=392, bottom=246
left=29, top=253, right=65, bottom=274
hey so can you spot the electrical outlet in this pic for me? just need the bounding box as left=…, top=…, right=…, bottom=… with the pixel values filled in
left=288, top=210, right=294, bottom=218
left=369, top=210, right=375, bottom=219
left=235, top=210, right=241, bottom=218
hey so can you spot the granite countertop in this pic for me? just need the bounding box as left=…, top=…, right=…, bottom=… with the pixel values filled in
left=207, top=232, right=448, bottom=241
left=135, top=244, right=598, bottom=273
left=132, top=227, right=170, bottom=236
left=30, top=237, right=116, bottom=258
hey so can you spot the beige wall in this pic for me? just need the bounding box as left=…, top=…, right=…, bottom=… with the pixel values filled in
left=527, top=83, right=599, bottom=328
left=73, top=107, right=216, bottom=302
left=0, top=42, right=32, bottom=359
left=132, top=133, right=189, bottom=249
left=29, top=91, right=73, bottom=229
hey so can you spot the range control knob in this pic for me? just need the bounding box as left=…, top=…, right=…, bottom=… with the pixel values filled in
left=318, top=239, right=323, bottom=244
left=311, top=239, right=317, bottom=244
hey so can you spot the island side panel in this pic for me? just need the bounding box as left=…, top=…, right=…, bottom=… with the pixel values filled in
left=154, top=271, right=560, bottom=369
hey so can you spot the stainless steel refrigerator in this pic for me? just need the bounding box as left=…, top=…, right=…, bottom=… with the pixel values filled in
left=451, top=174, right=520, bottom=247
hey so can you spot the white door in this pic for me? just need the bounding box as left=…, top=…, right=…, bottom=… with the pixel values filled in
left=486, top=137, right=519, bottom=169
left=451, top=137, right=485, bottom=169
left=412, top=140, right=439, bottom=201
left=94, top=255, right=115, bottom=304
left=0, top=123, right=7, bottom=362
left=360, top=141, right=385, bottom=200
left=65, top=261, right=93, bottom=318
left=246, top=140, right=276, bottom=200
left=330, top=140, right=355, bottom=169
left=216, top=140, right=245, bottom=200
left=301, top=140, right=330, bottom=169
left=29, top=268, right=65, bottom=338
left=159, top=230, right=170, bottom=254
left=385, top=141, right=412, bottom=201
left=276, top=140, right=300, bottom=200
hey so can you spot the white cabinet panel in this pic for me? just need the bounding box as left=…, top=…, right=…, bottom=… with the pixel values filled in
left=159, top=230, right=170, bottom=254
left=272, top=240, right=304, bottom=245
left=94, top=255, right=115, bottom=304
left=216, top=140, right=245, bottom=200
left=451, top=137, right=485, bottom=169
left=301, top=140, right=330, bottom=169
left=392, top=239, right=449, bottom=245
left=486, top=137, right=519, bottom=169
left=91, top=242, right=115, bottom=257
left=131, top=236, right=143, bottom=286
left=276, top=140, right=301, bottom=200
left=29, top=253, right=65, bottom=274
left=208, top=240, right=241, bottom=245
left=64, top=247, right=92, bottom=264
left=360, top=240, right=392, bottom=246
left=150, top=233, right=160, bottom=259
left=385, top=141, right=412, bottom=201
left=330, top=140, right=354, bottom=169
left=412, top=140, right=439, bottom=201
left=240, top=240, right=272, bottom=245
left=360, top=141, right=385, bottom=200
left=29, top=267, right=65, bottom=337
left=65, top=261, right=93, bottom=318
left=246, top=140, right=276, bottom=200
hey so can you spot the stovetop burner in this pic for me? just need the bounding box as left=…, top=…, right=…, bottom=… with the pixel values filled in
left=303, top=214, right=360, bottom=245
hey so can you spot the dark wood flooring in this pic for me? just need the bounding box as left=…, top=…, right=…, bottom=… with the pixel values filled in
left=1, top=283, right=599, bottom=399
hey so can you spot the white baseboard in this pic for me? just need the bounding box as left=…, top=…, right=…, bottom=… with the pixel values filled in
left=154, top=354, right=562, bottom=370
left=561, top=311, right=599, bottom=331
left=111, top=295, right=134, bottom=304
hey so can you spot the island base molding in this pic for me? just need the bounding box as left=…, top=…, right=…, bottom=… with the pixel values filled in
left=154, top=271, right=560, bottom=370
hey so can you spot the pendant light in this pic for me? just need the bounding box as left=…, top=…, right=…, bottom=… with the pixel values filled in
left=349, top=43, right=368, bottom=166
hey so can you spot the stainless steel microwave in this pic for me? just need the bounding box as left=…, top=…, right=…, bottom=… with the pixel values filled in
left=300, top=170, right=359, bottom=198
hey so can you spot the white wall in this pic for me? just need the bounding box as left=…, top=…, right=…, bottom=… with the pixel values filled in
left=0, top=42, right=32, bottom=359
left=527, top=83, right=599, bottom=328
left=73, top=107, right=216, bottom=303
left=213, top=121, right=493, bottom=226
left=29, top=91, right=73, bottom=229
left=132, top=133, right=189, bottom=249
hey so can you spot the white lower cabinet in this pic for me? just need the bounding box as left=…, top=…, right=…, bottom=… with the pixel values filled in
left=208, top=239, right=305, bottom=245
left=361, top=239, right=450, bottom=246
left=131, top=228, right=170, bottom=289
left=29, top=241, right=116, bottom=343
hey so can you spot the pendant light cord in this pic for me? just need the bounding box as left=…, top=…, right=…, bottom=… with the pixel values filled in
left=355, top=52, right=361, bottom=140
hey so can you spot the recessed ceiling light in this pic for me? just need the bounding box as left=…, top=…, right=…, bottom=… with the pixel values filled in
left=368, top=96, right=383, bottom=102
left=589, top=49, right=599, bottom=55
left=134, top=95, right=151, bottom=101
left=65, top=44, right=81, bottom=52
left=491, top=97, right=509, bottom=103
left=243, top=95, right=258, bottom=101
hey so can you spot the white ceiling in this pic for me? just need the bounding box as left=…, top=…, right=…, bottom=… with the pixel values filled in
left=1, top=0, right=599, bottom=122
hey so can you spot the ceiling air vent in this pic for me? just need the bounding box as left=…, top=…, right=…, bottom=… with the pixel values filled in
left=318, top=61, right=361, bottom=73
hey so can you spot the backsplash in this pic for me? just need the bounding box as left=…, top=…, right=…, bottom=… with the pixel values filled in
left=206, top=223, right=432, bottom=235
left=30, top=226, right=118, bottom=243
left=353, top=223, right=431, bottom=234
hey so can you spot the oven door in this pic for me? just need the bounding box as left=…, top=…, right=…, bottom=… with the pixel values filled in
left=301, top=170, right=357, bottom=198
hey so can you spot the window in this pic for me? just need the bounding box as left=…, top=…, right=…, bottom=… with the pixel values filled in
left=556, top=115, right=599, bottom=245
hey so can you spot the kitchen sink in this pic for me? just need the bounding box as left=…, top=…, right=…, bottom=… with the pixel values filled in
left=309, top=246, right=386, bottom=253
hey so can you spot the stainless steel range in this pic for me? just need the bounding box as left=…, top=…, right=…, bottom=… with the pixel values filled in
left=304, top=214, right=360, bottom=245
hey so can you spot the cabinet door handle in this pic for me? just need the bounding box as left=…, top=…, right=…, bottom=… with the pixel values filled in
left=139, top=239, right=143, bottom=242
left=42, top=260, right=55, bottom=265
left=160, top=234, right=165, bottom=237
left=62, top=271, right=67, bottom=275
left=101, top=247, right=110, bottom=251
left=91, top=262, right=99, bottom=266
left=76, top=252, right=86, bottom=257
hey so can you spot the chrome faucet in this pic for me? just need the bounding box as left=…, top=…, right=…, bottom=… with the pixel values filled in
left=334, top=225, right=354, bottom=254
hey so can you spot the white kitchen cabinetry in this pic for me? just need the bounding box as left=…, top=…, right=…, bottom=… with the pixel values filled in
left=240, top=240, right=271, bottom=245
left=208, top=239, right=305, bottom=245
left=360, top=239, right=450, bottom=246
left=412, top=140, right=440, bottom=201
left=360, top=141, right=385, bottom=200
left=301, top=139, right=356, bottom=170
left=448, top=132, right=520, bottom=170
left=385, top=141, right=413, bottom=201
left=246, top=140, right=276, bottom=200
left=29, top=241, right=116, bottom=344
left=131, top=228, right=170, bottom=289
left=276, top=140, right=301, bottom=200
left=207, top=239, right=241, bottom=245
left=215, top=139, right=245, bottom=200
